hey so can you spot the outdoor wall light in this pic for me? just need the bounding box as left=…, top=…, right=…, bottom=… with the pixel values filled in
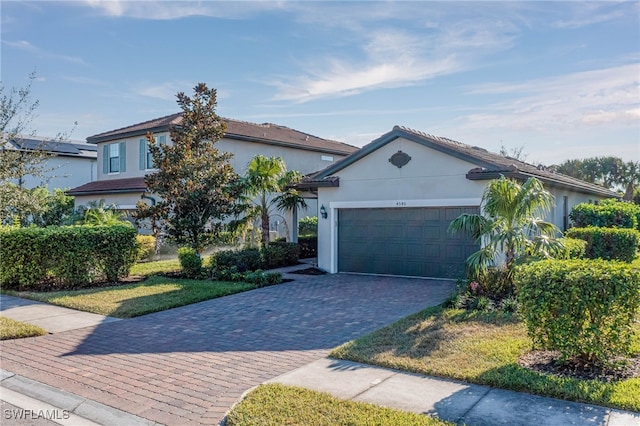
left=320, top=205, right=328, bottom=219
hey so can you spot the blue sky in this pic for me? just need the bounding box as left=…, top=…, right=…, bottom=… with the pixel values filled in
left=2, top=1, right=639, bottom=165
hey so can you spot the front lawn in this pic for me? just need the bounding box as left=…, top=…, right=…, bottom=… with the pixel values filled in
left=130, top=258, right=182, bottom=276
left=0, top=316, right=47, bottom=340
left=226, top=383, right=451, bottom=426
left=331, top=306, right=640, bottom=412
left=12, top=276, right=255, bottom=318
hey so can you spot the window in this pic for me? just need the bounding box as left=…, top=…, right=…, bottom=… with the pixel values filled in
left=109, top=143, right=120, bottom=173
left=102, top=142, right=126, bottom=174
left=140, top=135, right=165, bottom=170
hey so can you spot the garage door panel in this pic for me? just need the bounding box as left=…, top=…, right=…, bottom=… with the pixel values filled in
left=338, top=207, right=479, bottom=279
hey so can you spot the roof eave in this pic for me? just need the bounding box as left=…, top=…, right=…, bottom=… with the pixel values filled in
left=466, top=170, right=619, bottom=198
left=86, top=125, right=170, bottom=144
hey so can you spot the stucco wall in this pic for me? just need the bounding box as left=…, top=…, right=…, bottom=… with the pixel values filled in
left=96, top=132, right=342, bottom=181
left=17, top=156, right=96, bottom=191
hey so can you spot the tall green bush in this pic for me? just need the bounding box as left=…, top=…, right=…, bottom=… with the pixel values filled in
left=515, top=259, right=640, bottom=365
left=298, top=216, right=318, bottom=236
left=178, top=247, right=202, bottom=278
left=0, top=225, right=137, bottom=288
left=565, top=227, right=640, bottom=262
left=556, top=237, right=587, bottom=260
left=570, top=200, right=639, bottom=230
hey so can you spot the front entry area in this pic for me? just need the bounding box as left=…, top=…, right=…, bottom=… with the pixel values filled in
left=337, top=207, right=479, bottom=278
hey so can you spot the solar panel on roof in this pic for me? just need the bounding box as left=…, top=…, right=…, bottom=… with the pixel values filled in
left=13, top=138, right=81, bottom=154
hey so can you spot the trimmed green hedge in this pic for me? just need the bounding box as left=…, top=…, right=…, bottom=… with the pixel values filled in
left=565, top=227, right=640, bottom=262
left=557, top=237, right=587, bottom=260
left=210, top=243, right=300, bottom=273
left=570, top=200, right=639, bottom=230
left=515, top=259, right=640, bottom=364
left=298, top=236, right=317, bottom=258
left=0, top=225, right=137, bottom=289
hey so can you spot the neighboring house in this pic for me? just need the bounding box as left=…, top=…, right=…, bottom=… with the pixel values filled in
left=67, top=113, right=358, bottom=238
left=4, top=135, right=97, bottom=191
left=299, top=126, right=618, bottom=279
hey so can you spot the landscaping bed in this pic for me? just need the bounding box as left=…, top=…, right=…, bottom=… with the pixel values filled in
left=331, top=306, right=640, bottom=412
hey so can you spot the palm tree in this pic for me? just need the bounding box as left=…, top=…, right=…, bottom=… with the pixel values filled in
left=241, top=155, right=307, bottom=247
left=448, top=176, right=563, bottom=281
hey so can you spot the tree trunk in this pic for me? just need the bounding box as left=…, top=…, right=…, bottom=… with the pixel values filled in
left=261, top=210, right=270, bottom=247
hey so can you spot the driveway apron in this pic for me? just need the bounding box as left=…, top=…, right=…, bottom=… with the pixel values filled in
left=0, top=274, right=453, bottom=425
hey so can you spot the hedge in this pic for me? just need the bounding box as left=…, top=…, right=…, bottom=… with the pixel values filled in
left=0, top=225, right=138, bottom=289
left=210, top=243, right=300, bottom=273
left=565, top=226, right=640, bottom=262
left=136, top=235, right=156, bottom=261
left=515, top=259, right=640, bottom=365
left=569, top=200, right=639, bottom=230
left=556, top=237, right=587, bottom=260
left=298, top=236, right=317, bottom=258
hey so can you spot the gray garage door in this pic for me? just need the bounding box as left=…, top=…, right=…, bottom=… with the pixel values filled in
left=338, top=207, right=479, bottom=278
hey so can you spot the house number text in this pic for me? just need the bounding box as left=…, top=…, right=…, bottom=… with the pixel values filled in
left=395, top=201, right=407, bottom=207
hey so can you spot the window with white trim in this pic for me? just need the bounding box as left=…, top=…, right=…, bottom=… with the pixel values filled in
left=109, top=143, right=120, bottom=173
left=102, top=141, right=126, bottom=174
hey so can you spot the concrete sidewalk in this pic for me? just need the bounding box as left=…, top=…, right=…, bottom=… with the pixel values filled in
left=270, top=357, right=640, bottom=426
left=0, top=295, right=120, bottom=333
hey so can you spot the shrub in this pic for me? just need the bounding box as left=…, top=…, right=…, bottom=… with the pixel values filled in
left=556, top=237, right=587, bottom=260
left=0, top=225, right=137, bottom=288
left=570, top=200, right=639, bottom=230
left=178, top=247, right=202, bottom=278
left=565, top=227, right=640, bottom=262
left=136, top=235, right=156, bottom=261
left=298, top=216, right=318, bottom=236
left=211, top=248, right=262, bottom=273
left=298, top=236, right=317, bottom=258
left=265, top=272, right=283, bottom=285
left=515, top=259, right=640, bottom=365
left=264, top=242, right=300, bottom=268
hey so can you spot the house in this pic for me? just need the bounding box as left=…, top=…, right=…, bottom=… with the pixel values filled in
left=299, top=126, right=618, bottom=279
left=67, top=113, right=358, bottom=238
left=4, top=135, right=97, bottom=191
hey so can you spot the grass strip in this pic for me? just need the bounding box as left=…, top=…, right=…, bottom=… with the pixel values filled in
left=13, top=275, right=255, bottom=318
left=331, top=306, right=640, bottom=412
left=226, top=383, right=452, bottom=426
left=0, top=316, right=47, bottom=340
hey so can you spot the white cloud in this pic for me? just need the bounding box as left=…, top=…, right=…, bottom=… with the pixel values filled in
left=2, top=39, right=87, bottom=65
left=82, top=0, right=286, bottom=20
left=460, top=64, right=640, bottom=131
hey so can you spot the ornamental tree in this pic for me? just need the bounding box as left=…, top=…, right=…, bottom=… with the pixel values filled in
left=135, top=83, right=243, bottom=253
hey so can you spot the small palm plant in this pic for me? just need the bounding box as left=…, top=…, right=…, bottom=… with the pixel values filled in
left=449, top=176, right=563, bottom=284
left=240, top=155, right=307, bottom=247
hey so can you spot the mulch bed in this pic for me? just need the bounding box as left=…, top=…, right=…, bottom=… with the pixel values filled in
left=519, top=350, right=640, bottom=382
left=289, top=267, right=327, bottom=275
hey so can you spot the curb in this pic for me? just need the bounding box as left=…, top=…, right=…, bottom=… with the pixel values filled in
left=0, top=370, right=160, bottom=426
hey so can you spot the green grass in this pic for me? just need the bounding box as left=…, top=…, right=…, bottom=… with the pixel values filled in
left=331, top=306, right=640, bottom=412
left=226, top=383, right=452, bottom=426
left=13, top=276, right=255, bottom=318
left=0, top=316, right=47, bottom=340
left=130, top=258, right=182, bottom=276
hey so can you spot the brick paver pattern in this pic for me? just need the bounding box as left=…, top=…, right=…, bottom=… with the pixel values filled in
left=0, top=274, right=453, bottom=425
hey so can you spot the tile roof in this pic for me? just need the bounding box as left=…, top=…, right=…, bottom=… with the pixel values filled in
left=67, top=177, right=147, bottom=195
left=86, top=113, right=358, bottom=155
left=304, top=125, right=619, bottom=198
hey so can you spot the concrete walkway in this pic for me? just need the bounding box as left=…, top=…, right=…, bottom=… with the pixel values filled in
left=1, top=295, right=120, bottom=333
left=271, top=358, right=640, bottom=426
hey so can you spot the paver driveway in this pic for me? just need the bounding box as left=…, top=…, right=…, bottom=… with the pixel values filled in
left=0, top=274, right=453, bottom=425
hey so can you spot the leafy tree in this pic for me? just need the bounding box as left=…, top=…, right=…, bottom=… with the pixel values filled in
left=555, top=156, right=639, bottom=201
left=135, top=83, right=243, bottom=253
left=448, top=176, right=563, bottom=282
left=0, top=73, right=75, bottom=224
left=239, top=155, right=307, bottom=247
left=29, top=187, right=76, bottom=226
